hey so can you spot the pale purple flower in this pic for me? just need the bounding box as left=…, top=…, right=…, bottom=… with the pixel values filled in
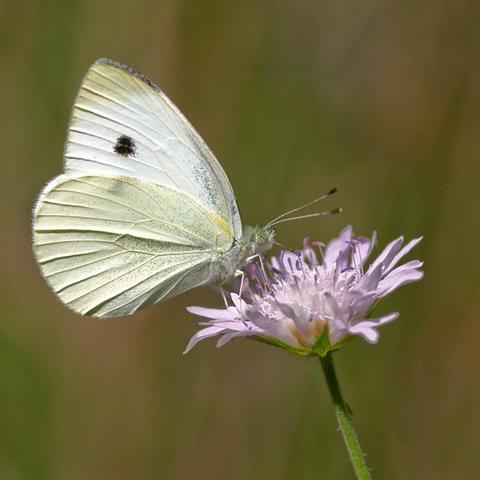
left=185, top=226, right=423, bottom=356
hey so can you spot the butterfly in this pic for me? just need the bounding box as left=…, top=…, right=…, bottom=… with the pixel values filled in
left=32, top=59, right=280, bottom=318
left=32, top=59, right=338, bottom=318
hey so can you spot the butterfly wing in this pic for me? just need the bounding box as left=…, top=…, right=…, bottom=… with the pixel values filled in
left=65, top=58, right=242, bottom=240
left=33, top=175, right=231, bottom=317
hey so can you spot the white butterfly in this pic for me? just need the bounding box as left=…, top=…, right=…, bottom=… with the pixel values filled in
left=32, top=59, right=277, bottom=318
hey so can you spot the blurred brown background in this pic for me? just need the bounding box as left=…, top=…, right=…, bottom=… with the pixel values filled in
left=1, top=1, right=480, bottom=479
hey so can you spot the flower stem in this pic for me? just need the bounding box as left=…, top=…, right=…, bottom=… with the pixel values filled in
left=320, top=353, right=372, bottom=480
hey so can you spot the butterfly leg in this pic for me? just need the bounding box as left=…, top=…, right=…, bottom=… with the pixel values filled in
left=220, top=286, right=229, bottom=309
left=234, top=269, right=246, bottom=318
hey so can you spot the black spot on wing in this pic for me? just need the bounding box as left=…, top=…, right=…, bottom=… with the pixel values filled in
left=114, top=135, right=136, bottom=157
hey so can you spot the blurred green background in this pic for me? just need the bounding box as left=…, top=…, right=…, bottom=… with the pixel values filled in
left=2, top=1, right=480, bottom=478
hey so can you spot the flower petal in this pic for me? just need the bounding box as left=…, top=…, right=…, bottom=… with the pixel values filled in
left=358, top=263, right=383, bottom=292
left=216, top=330, right=252, bottom=348
left=367, top=237, right=404, bottom=273
left=348, top=312, right=399, bottom=343
left=328, top=318, right=350, bottom=344
left=230, top=293, right=244, bottom=310
left=377, top=267, right=424, bottom=297
left=183, top=326, right=227, bottom=354
left=383, top=237, right=423, bottom=276
left=324, top=225, right=352, bottom=266
left=186, top=305, right=237, bottom=321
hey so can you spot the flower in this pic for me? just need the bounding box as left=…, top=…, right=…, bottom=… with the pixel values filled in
left=185, top=226, right=423, bottom=356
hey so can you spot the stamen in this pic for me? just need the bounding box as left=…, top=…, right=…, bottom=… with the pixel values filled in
left=347, top=238, right=365, bottom=276
left=313, top=241, right=326, bottom=262
left=287, top=257, right=295, bottom=272
left=355, top=239, right=365, bottom=276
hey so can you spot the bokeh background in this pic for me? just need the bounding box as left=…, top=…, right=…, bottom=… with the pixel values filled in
left=2, top=1, right=480, bottom=478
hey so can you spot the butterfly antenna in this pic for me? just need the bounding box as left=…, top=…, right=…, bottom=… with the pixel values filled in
left=269, top=208, right=342, bottom=227
left=266, top=188, right=337, bottom=228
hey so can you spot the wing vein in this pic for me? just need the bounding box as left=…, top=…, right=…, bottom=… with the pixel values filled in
left=67, top=254, right=201, bottom=305
left=76, top=179, right=212, bottom=245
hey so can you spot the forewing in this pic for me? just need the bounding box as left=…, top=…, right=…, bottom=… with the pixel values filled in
left=33, top=175, right=230, bottom=318
left=65, top=58, right=242, bottom=239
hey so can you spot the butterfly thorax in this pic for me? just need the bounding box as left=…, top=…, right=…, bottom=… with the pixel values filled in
left=212, top=225, right=276, bottom=283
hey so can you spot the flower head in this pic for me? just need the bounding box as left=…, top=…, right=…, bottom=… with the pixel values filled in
left=185, top=226, right=423, bottom=356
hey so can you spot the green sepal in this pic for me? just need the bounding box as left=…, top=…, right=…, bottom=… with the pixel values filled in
left=312, top=329, right=332, bottom=357
left=249, top=335, right=311, bottom=356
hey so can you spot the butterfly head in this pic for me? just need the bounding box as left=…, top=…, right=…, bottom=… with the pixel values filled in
left=250, top=224, right=276, bottom=255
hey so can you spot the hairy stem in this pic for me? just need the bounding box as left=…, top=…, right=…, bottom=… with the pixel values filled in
left=320, top=353, right=372, bottom=480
